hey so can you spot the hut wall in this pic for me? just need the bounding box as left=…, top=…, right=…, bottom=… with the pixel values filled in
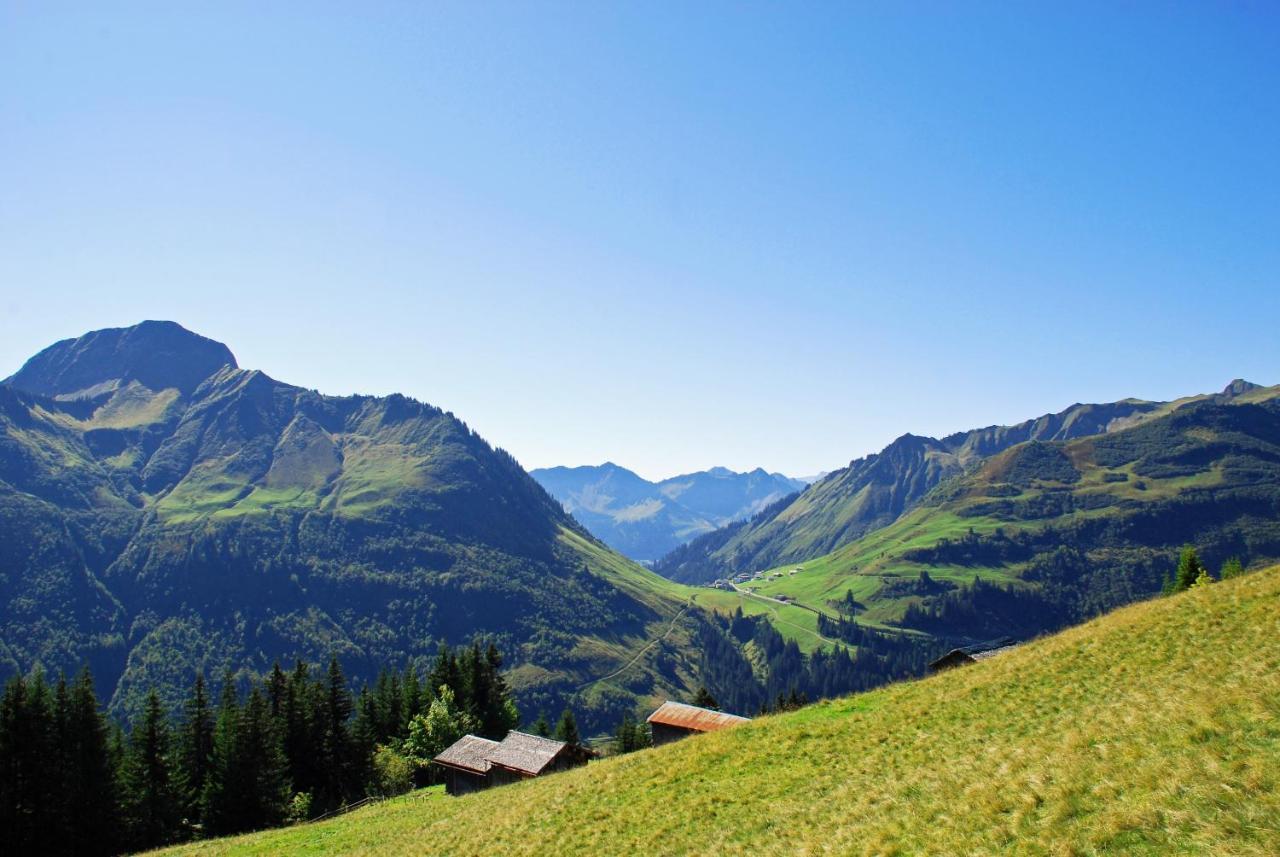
left=650, top=722, right=695, bottom=747
left=445, top=768, right=490, bottom=796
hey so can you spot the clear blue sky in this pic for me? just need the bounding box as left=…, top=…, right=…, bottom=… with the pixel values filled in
left=2, top=3, right=1277, bottom=480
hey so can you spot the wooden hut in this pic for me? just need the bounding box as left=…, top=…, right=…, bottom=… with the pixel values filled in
left=485, top=731, right=593, bottom=787
left=927, top=637, right=1019, bottom=674
left=646, top=701, right=750, bottom=746
left=432, top=734, right=500, bottom=796
left=434, top=730, right=592, bottom=795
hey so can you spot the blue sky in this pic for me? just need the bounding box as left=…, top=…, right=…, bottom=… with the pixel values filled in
left=2, top=3, right=1277, bottom=480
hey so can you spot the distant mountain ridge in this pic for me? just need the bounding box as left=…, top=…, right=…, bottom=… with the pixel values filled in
left=654, top=383, right=1267, bottom=583
left=0, top=321, right=703, bottom=732
left=530, top=463, right=804, bottom=561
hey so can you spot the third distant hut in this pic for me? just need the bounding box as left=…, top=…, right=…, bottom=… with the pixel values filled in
left=646, top=701, right=750, bottom=746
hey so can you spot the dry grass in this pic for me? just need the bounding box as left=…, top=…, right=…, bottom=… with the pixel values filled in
left=161, top=566, right=1280, bottom=856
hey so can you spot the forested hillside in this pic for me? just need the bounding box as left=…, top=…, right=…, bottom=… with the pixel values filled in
left=0, top=322, right=703, bottom=733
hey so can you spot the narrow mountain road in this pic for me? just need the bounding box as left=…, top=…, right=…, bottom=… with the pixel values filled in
left=575, top=599, right=694, bottom=692
left=729, top=584, right=842, bottom=647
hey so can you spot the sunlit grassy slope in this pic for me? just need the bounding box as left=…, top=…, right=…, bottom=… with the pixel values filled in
left=164, top=566, right=1280, bottom=856
left=733, top=393, right=1280, bottom=646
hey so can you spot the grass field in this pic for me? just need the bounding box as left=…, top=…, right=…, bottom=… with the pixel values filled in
left=158, top=565, right=1280, bottom=856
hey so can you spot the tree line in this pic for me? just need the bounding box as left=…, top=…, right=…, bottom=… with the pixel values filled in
left=0, top=642, right=530, bottom=855
left=693, top=608, right=942, bottom=717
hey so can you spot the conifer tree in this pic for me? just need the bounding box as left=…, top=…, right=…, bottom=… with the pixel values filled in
left=203, top=685, right=289, bottom=834
left=554, top=707, right=580, bottom=746
left=1173, top=546, right=1208, bottom=592
left=177, top=672, right=215, bottom=825
left=531, top=711, right=552, bottom=737
left=401, top=664, right=425, bottom=731
left=121, top=690, right=183, bottom=850
left=1221, top=556, right=1245, bottom=579
left=266, top=662, right=288, bottom=720
left=65, top=669, right=121, bottom=855
left=0, top=673, right=59, bottom=852
left=320, top=656, right=355, bottom=808
left=692, top=686, right=720, bottom=710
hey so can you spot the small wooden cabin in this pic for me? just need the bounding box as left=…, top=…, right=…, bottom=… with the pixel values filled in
left=432, top=734, right=500, bottom=796
left=927, top=637, right=1020, bottom=674
left=485, top=731, right=592, bottom=787
left=646, top=701, right=750, bottom=746
left=433, top=730, right=592, bottom=795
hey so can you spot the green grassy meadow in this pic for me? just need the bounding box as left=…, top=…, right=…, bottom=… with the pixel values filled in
left=157, top=565, right=1280, bottom=856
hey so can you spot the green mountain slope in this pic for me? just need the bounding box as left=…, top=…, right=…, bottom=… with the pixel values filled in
left=531, top=463, right=802, bottom=562
left=739, top=389, right=1280, bottom=644
left=655, top=383, right=1267, bottom=584
left=0, top=322, right=701, bottom=731
left=161, top=565, right=1280, bottom=856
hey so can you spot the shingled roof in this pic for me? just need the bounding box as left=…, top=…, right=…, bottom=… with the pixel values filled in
left=928, top=636, right=1020, bottom=671
left=646, top=701, right=750, bottom=733
left=486, top=731, right=570, bottom=776
left=433, top=734, right=500, bottom=774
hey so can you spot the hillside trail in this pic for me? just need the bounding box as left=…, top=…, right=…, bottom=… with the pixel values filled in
left=574, top=599, right=694, bottom=692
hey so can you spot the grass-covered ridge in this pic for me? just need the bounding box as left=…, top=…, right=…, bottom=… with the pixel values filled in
left=162, top=566, right=1280, bottom=856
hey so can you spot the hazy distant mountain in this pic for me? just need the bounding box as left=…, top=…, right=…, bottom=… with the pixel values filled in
left=530, top=464, right=804, bottom=561
left=0, top=322, right=703, bottom=731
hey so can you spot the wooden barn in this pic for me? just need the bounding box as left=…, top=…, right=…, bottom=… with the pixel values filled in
left=433, top=730, right=592, bottom=795
left=485, top=731, right=593, bottom=787
left=646, top=701, right=750, bottom=746
left=432, top=734, right=500, bottom=796
left=927, top=637, right=1020, bottom=674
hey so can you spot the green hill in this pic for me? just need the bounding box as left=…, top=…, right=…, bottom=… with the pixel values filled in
left=737, top=390, right=1280, bottom=646
left=655, top=384, right=1271, bottom=585
left=0, top=322, right=702, bottom=732
left=159, top=565, right=1280, bottom=856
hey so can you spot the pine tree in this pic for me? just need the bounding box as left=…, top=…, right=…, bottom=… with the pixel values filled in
left=1221, top=556, right=1245, bottom=579
left=121, top=690, right=183, bottom=849
left=401, top=664, right=425, bottom=732
left=615, top=713, right=649, bottom=753
left=266, top=662, right=288, bottom=721
left=202, top=672, right=242, bottom=833
left=203, top=685, right=290, bottom=834
left=531, top=712, right=551, bottom=737
left=1173, top=546, right=1208, bottom=592
left=0, top=673, right=60, bottom=852
left=177, top=672, right=215, bottom=826
left=692, top=686, right=719, bottom=710
left=60, top=668, right=121, bottom=855
left=320, top=656, right=355, bottom=809
left=554, top=708, right=580, bottom=746
left=282, top=660, right=319, bottom=802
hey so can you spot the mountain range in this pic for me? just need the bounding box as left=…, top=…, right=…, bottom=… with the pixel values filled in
left=0, top=321, right=703, bottom=731
left=654, top=385, right=1269, bottom=583
left=5, top=320, right=1280, bottom=739
left=530, top=463, right=804, bottom=562
left=659, top=379, right=1280, bottom=653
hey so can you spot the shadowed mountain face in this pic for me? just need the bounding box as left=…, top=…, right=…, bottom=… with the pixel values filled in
left=531, top=463, right=804, bottom=562
left=0, top=323, right=698, bottom=732
left=654, top=384, right=1270, bottom=584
